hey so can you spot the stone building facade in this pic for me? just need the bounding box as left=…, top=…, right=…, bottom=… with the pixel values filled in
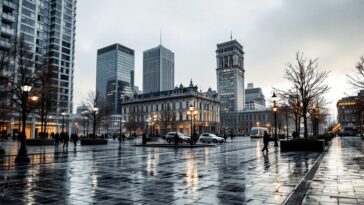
left=121, top=82, right=220, bottom=136
left=337, top=90, right=364, bottom=135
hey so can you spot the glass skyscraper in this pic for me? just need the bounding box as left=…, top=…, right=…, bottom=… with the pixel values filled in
left=216, top=39, right=245, bottom=112
left=96, top=43, right=135, bottom=114
left=143, top=45, right=174, bottom=94
left=0, top=0, right=76, bottom=113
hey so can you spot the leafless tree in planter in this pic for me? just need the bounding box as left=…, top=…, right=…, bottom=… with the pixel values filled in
left=84, top=91, right=113, bottom=139
left=284, top=52, right=329, bottom=138
left=32, top=57, right=57, bottom=137
left=347, top=56, right=364, bottom=89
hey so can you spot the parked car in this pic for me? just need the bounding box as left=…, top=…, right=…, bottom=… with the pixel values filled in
left=165, top=132, right=191, bottom=143
left=199, top=133, right=225, bottom=143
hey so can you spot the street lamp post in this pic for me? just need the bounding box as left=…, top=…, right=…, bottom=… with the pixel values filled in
left=272, top=92, right=278, bottom=147
left=92, top=107, right=99, bottom=139
left=119, top=119, right=125, bottom=139
left=187, top=104, right=198, bottom=146
left=153, top=114, right=157, bottom=137
left=15, top=83, right=32, bottom=163
left=61, top=112, right=66, bottom=134
left=284, top=103, right=289, bottom=139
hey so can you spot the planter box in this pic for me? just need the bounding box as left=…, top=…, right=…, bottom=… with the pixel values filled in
left=280, top=139, right=325, bottom=152
left=147, top=137, right=159, bottom=142
left=80, top=139, right=108, bottom=145
left=26, top=139, right=54, bottom=146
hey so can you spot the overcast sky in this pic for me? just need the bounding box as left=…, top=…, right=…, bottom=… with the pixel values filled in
left=74, top=0, right=364, bottom=116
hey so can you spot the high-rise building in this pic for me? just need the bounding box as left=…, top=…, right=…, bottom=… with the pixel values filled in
left=0, top=0, right=77, bottom=137
left=143, top=45, right=174, bottom=93
left=216, top=39, right=245, bottom=112
left=245, top=83, right=266, bottom=107
left=1, top=0, right=77, bottom=114
left=96, top=43, right=135, bottom=114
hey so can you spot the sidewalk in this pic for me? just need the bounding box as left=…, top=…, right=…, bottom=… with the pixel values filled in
left=302, top=137, right=364, bottom=205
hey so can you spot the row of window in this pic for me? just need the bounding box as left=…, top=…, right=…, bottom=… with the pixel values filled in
left=123, top=100, right=219, bottom=114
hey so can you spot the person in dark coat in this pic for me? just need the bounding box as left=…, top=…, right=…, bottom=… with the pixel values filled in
left=72, top=133, right=78, bottom=147
left=142, top=133, right=147, bottom=145
left=55, top=133, right=60, bottom=147
left=63, top=132, right=69, bottom=149
left=174, top=132, right=179, bottom=147
left=224, top=134, right=228, bottom=141
left=261, top=131, right=270, bottom=152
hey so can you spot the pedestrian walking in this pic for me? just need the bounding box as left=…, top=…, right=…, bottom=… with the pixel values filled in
left=63, top=132, right=69, bottom=149
left=142, top=133, right=147, bottom=145
left=122, top=133, right=126, bottom=141
left=224, top=134, right=227, bottom=142
left=174, top=132, right=179, bottom=147
left=55, top=133, right=60, bottom=147
left=230, top=132, right=234, bottom=142
left=72, top=133, right=78, bottom=147
left=261, top=131, right=270, bottom=152
left=118, top=134, right=122, bottom=148
left=113, top=134, right=116, bottom=141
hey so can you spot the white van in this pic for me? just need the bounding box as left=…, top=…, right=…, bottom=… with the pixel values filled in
left=250, top=127, right=269, bottom=138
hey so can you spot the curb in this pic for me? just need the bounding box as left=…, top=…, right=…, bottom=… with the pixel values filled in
left=282, top=139, right=333, bottom=205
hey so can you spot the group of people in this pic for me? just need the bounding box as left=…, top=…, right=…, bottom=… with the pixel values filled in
left=50, top=132, right=79, bottom=149
left=223, top=133, right=235, bottom=142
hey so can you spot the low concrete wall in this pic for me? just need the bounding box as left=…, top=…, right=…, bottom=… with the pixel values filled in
left=26, top=139, right=55, bottom=146
left=280, top=139, right=325, bottom=152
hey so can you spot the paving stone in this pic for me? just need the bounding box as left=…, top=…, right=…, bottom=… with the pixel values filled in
left=0, top=137, right=328, bottom=204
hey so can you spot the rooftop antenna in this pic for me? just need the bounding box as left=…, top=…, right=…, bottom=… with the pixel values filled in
left=230, top=31, right=233, bottom=41
left=160, top=28, right=162, bottom=45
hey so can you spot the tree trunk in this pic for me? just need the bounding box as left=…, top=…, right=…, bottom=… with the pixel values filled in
left=303, top=108, right=308, bottom=139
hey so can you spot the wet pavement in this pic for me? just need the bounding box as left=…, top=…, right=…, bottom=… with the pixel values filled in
left=0, top=137, right=360, bottom=204
left=302, top=137, right=364, bottom=205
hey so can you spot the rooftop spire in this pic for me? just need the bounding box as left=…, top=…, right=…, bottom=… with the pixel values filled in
left=160, top=28, right=162, bottom=45
left=230, top=31, right=233, bottom=41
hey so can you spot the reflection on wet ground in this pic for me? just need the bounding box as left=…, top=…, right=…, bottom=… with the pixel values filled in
left=303, top=137, right=364, bottom=205
left=0, top=137, right=330, bottom=204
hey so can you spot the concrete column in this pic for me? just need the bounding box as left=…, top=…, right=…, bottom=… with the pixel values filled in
left=10, top=117, right=14, bottom=136
left=31, top=117, right=36, bottom=138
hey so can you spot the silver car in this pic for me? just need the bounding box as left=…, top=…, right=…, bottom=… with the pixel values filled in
left=199, top=133, right=225, bottom=143
left=165, top=132, right=191, bottom=143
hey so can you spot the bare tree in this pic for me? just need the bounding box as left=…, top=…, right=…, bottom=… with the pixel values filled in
left=32, top=57, right=57, bottom=137
left=275, top=91, right=302, bottom=135
left=284, top=52, right=329, bottom=138
left=0, top=47, right=13, bottom=133
left=347, top=56, right=364, bottom=89
left=124, top=114, right=138, bottom=136
left=308, top=97, right=330, bottom=136
left=84, top=91, right=113, bottom=139
left=347, top=57, right=364, bottom=136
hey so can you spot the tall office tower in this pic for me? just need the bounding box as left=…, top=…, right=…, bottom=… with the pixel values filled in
left=96, top=43, right=135, bottom=114
left=143, top=45, right=174, bottom=93
left=216, top=39, right=245, bottom=112
left=245, top=83, right=266, bottom=107
left=0, top=0, right=77, bottom=115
